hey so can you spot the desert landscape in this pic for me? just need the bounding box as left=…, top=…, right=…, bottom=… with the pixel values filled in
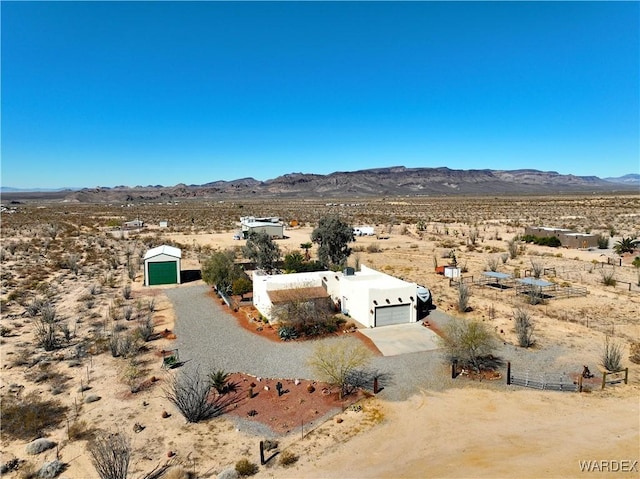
left=1, top=193, right=639, bottom=479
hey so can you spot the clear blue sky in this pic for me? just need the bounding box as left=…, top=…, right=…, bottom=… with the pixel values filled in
left=2, top=1, right=638, bottom=189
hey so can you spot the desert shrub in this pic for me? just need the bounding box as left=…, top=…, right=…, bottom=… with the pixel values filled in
left=601, top=336, right=623, bottom=372
left=135, top=314, right=154, bottom=342
left=33, top=304, right=59, bottom=351
left=68, top=420, right=94, bottom=441
left=521, top=235, right=561, bottom=247
left=308, top=337, right=372, bottom=398
left=164, top=367, right=234, bottom=423
left=88, top=431, right=130, bottom=479
left=485, top=257, right=500, bottom=272
left=122, top=284, right=132, bottom=300
left=123, top=306, right=134, bottom=321
left=596, top=234, right=609, bottom=249
left=235, top=459, right=258, bottom=477
left=1, top=392, right=68, bottom=440
left=530, top=260, right=544, bottom=279
left=366, top=243, right=382, bottom=253
left=208, top=369, right=231, bottom=394
left=278, top=450, right=299, bottom=467
left=600, top=268, right=617, bottom=286
left=513, top=308, right=535, bottom=347
left=278, top=325, right=298, bottom=341
left=457, top=283, right=470, bottom=313
left=439, top=319, right=499, bottom=372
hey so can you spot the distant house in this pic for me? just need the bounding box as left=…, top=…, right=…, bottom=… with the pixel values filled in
left=524, top=226, right=598, bottom=249
left=124, top=219, right=144, bottom=230
left=240, top=216, right=284, bottom=239
left=144, top=245, right=181, bottom=286
left=253, top=265, right=420, bottom=327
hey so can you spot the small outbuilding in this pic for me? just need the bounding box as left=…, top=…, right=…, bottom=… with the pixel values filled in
left=144, top=245, right=182, bottom=286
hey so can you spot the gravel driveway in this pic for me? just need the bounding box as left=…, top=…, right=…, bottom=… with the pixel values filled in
left=165, top=285, right=455, bottom=401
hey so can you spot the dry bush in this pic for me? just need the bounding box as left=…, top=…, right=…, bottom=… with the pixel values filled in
left=278, top=450, right=299, bottom=467
left=513, top=307, right=535, bottom=348
left=88, top=431, right=131, bottom=479
left=1, top=392, right=68, bottom=440
left=601, top=336, right=623, bottom=372
left=457, top=283, right=470, bottom=313
left=235, top=458, right=258, bottom=477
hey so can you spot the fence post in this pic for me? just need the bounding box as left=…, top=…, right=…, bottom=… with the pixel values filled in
left=259, top=441, right=265, bottom=465
left=601, top=371, right=607, bottom=390
left=624, top=368, right=629, bottom=385
left=578, top=375, right=583, bottom=393
left=451, top=360, right=458, bottom=379
left=506, top=362, right=511, bottom=385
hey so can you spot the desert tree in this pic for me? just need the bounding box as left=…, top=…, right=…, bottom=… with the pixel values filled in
left=231, top=275, right=253, bottom=299
left=513, top=307, right=535, bottom=348
left=439, top=319, right=498, bottom=372
left=242, top=231, right=281, bottom=273
left=300, top=242, right=313, bottom=261
left=272, top=287, right=338, bottom=338
left=307, top=337, right=372, bottom=399
left=201, top=249, right=243, bottom=294
left=311, top=216, right=354, bottom=269
left=88, top=431, right=131, bottom=479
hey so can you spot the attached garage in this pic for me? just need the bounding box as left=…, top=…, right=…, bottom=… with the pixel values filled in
left=374, top=304, right=411, bottom=327
left=144, top=245, right=181, bottom=286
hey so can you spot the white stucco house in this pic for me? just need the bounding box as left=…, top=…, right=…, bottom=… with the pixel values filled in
left=253, top=265, right=419, bottom=327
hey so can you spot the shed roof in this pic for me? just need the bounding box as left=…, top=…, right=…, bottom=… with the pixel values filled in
left=482, top=271, right=512, bottom=280
left=517, top=277, right=554, bottom=288
left=244, top=221, right=282, bottom=228
left=144, top=245, right=182, bottom=260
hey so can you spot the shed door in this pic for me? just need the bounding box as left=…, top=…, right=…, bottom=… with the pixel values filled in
left=374, top=304, right=410, bottom=327
left=148, top=261, right=177, bottom=285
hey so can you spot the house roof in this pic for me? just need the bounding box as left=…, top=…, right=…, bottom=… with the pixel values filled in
left=144, top=245, right=182, bottom=260
left=268, top=286, right=328, bottom=304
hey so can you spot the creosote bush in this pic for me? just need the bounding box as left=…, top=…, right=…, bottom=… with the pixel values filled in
left=278, top=450, right=299, bottom=467
left=235, top=458, right=258, bottom=477
left=457, top=283, right=470, bottom=313
left=439, top=319, right=499, bottom=372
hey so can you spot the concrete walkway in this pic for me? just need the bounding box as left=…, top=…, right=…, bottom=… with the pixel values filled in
left=359, top=322, right=441, bottom=356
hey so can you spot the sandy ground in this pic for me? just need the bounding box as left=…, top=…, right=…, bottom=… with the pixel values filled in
left=1, top=220, right=639, bottom=479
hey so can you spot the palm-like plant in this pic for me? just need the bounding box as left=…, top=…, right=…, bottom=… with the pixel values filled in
left=613, top=236, right=637, bottom=255
left=208, top=370, right=230, bottom=394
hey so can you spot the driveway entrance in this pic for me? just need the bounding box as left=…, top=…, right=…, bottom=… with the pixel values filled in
left=359, top=322, right=440, bottom=356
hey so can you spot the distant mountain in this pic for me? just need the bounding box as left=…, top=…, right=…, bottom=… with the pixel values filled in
left=603, top=174, right=640, bottom=186
left=0, top=186, right=81, bottom=193
left=2, top=167, right=636, bottom=203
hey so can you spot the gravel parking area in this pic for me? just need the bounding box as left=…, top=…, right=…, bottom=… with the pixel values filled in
left=166, top=285, right=576, bottom=402
left=165, top=285, right=452, bottom=401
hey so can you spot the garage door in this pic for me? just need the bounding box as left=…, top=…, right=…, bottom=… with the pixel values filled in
left=148, top=261, right=177, bottom=285
left=374, top=304, right=410, bottom=327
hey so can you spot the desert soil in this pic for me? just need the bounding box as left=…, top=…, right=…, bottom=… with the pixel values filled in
left=1, top=197, right=638, bottom=478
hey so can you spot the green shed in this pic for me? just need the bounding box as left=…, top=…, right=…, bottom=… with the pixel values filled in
left=144, top=245, right=182, bottom=286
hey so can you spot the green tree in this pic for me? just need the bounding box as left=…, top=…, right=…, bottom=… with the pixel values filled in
left=231, top=276, right=253, bottom=299
left=201, top=250, right=242, bottom=293
left=308, top=337, right=372, bottom=399
left=283, top=251, right=305, bottom=273
left=311, top=216, right=354, bottom=269
left=613, top=236, right=637, bottom=255
left=439, top=319, right=498, bottom=372
left=300, top=242, right=313, bottom=261
left=243, top=231, right=281, bottom=273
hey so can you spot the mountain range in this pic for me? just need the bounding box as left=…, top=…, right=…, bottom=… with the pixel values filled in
left=2, top=167, right=638, bottom=203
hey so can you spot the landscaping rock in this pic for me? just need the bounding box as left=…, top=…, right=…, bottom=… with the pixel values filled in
left=217, top=467, right=239, bottom=479
left=37, top=460, right=65, bottom=479
left=84, top=394, right=100, bottom=403
left=26, top=438, right=56, bottom=455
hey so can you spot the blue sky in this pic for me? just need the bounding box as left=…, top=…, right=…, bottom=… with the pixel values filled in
left=2, top=1, right=638, bottom=189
